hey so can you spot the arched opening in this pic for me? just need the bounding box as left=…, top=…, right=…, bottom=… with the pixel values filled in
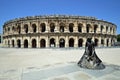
left=86, top=24, right=90, bottom=33
left=69, top=38, right=74, bottom=47
left=59, top=38, right=65, bottom=48
left=78, top=39, right=83, bottom=47
left=50, top=38, right=55, bottom=47
left=107, top=39, right=109, bottom=47
left=50, top=23, right=55, bottom=32
left=32, top=24, right=37, bottom=33
left=78, top=23, right=82, bottom=32
left=69, top=23, right=74, bottom=32
left=59, top=23, right=65, bottom=32
left=101, top=25, right=104, bottom=33
left=32, top=39, right=36, bottom=48
left=12, top=40, right=14, bottom=47
left=17, top=25, right=21, bottom=34
left=12, top=26, right=15, bottom=31
left=24, top=24, right=28, bottom=33
left=8, top=40, right=10, bottom=47
left=40, top=39, right=46, bottom=48
left=40, top=23, right=46, bottom=32
left=95, top=39, right=98, bottom=47
left=94, top=25, right=98, bottom=33
left=106, top=26, right=108, bottom=33
left=17, top=39, right=21, bottom=48
left=24, top=39, right=28, bottom=48
left=101, top=39, right=104, bottom=46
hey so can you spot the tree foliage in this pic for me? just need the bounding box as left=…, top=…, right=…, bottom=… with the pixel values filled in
left=117, top=34, right=120, bottom=42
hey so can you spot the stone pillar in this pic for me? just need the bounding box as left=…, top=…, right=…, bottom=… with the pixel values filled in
left=37, top=36, right=39, bottom=48
left=55, top=22, right=59, bottom=32
left=45, top=22, right=49, bottom=33
left=74, top=36, right=78, bottom=47
left=46, top=36, right=49, bottom=48
left=83, top=23, right=86, bottom=33
left=21, top=38, right=24, bottom=48
left=65, top=23, right=69, bottom=33
left=65, top=36, right=69, bottom=48
left=83, top=38, right=86, bottom=47
left=104, top=38, right=107, bottom=47
left=56, top=36, right=59, bottom=47
left=74, top=22, right=78, bottom=33
left=98, top=37, right=101, bottom=47
left=36, top=22, right=39, bottom=33
left=28, top=37, right=31, bottom=48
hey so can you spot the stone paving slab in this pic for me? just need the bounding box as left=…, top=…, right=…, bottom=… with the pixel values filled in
left=22, top=63, right=120, bottom=80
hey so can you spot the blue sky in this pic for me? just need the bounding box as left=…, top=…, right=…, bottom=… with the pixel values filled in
left=0, top=0, right=120, bottom=34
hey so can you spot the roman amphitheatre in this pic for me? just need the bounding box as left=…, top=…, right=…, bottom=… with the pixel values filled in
left=2, top=15, right=116, bottom=48
left=0, top=15, right=120, bottom=80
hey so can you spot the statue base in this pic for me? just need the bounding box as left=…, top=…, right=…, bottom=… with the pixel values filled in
left=78, top=51, right=105, bottom=70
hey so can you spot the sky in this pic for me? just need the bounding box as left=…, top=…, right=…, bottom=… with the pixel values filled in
left=0, top=0, right=120, bottom=34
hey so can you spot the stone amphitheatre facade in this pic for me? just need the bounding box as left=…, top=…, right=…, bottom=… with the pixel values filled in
left=3, top=15, right=117, bottom=48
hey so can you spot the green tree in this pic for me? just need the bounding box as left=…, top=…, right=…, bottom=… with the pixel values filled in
left=117, top=34, right=120, bottom=42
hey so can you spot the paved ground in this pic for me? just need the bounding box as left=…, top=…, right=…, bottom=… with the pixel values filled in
left=0, top=48, right=120, bottom=80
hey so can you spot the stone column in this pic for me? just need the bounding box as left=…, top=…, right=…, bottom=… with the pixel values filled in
left=65, top=23, right=69, bottom=33
left=65, top=36, right=69, bottom=48
left=83, top=23, right=86, bottom=33
left=98, top=37, right=101, bottom=47
left=46, top=36, right=49, bottom=48
left=104, top=38, right=107, bottom=47
left=55, top=22, right=59, bottom=32
left=28, top=37, right=31, bottom=48
left=56, top=36, right=59, bottom=47
left=74, top=22, right=78, bottom=33
left=83, top=38, right=86, bottom=47
left=74, top=36, right=78, bottom=47
left=37, top=36, right=39, bottom=48
left=45, top=22, right=49, bottom=33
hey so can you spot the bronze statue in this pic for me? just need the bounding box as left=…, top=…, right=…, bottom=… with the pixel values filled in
left=78, top=38, right=105, bottom=69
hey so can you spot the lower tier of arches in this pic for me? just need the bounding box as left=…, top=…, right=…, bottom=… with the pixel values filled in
left=3, top=36, right=116, bottom=48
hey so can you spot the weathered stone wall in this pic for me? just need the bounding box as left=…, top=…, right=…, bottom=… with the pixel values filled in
left=2, top=15, right=117, bottom=48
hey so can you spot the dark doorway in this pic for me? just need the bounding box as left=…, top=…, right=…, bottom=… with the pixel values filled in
left=32, top=39, right=36, bottom=48
left=41, top=23, right=46, bottom=32
left=95, top=39, right=98, bottom=47
left=24, top=39, right=28, bottom=48
left=50, top=23, right=55, bottom=32
left=59, top=38, right=65, bottom=48
left=32, top=24, right=37, bottom=33
left=78, top=39, right=83, bottom=47
left=17, top=39, right=21, bottom=48
left=94, top=25, right=98, bottom=33
left=69, top=23, right=74, bottom=32
left=50, top=38, right=55, bottom=47
left=107, top=39, right=109, bottom=47
left=17, top=25, right=21, bottom=34
left=24, top=24, right=28, bottom=33
left=69, top=38, right=74, bottom=47
left=12, top=40, right=14, bottom=47
left=40, top=39, right=46, bottom=48
left=78, top=24, right=82, bottom=32
left=86, top=24, right=90, bottom=33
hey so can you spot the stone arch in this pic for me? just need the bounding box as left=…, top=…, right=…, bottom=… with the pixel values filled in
left=107, top=39, right=109, bottom=47
left=32, top=24, right=37, bottom=33
left=86, top=24, right=91, bottom=33
left=24, top=24, right=28, bottom=33
left=50, top=38, right=55, bottom=47
left=94, top=24, right=98, bottom=33
left=17, top=25, right=21, bottom=34
left=101, top=39, right=104, bottom=46
left=50, top=23, right=55, bottom=32
left=78, top=38, right=83, bottom=47
left=59, top=38, right=65, bottom=48
left=95, top=38, right=99, bottom=47
left=69, top=38, right=74, bottom=47
left=32, top=39, right=36, bottom=48
left=24, top=39, right=28, bottom=48
left=78, top=23, right=83, bottom=32
left=12, top=40, right=14, bottom=47
left=8, top=40, right=10, bottom=47
left=69, top=23, right=74, bottom=32
left=101, top=25, right=104, bottom=33
left=40, top=39, right=46, bottom=48
left=40, top=23, right=46, bottom=32
left=59, top=23, right=65, bottom=32
left=17, top=39, right=21, bottom=48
